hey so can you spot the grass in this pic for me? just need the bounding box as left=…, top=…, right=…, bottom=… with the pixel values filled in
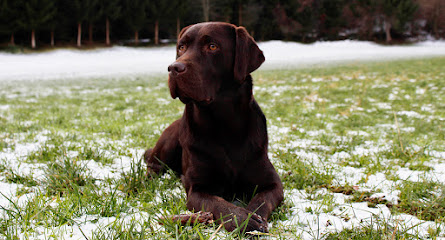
left=0, top=57, right=445, bottom=239
left=396, top=179, right=445, bottom=222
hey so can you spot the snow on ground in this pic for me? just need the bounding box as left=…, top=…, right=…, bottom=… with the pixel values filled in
left=1, top=41, right=445, bottom=238
left=261, top=40, right=445, bottom=69
left=1, top=40, right=445, bottom=81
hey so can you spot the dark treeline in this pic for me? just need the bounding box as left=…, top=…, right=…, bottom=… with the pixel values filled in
left=0, top=0, right=444, bottom=49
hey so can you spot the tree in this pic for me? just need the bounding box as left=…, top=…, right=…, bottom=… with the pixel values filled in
left=342, top=0, right=378, bottom=40
left=344, top=0, right=418, bottom=42
left=84, top=0, right=102, bottom=45
left=272, top=0, right=320, bottom=41
left=319, top=0, right=347, bottom=39
left=148, top=0, right=171, bottom=45
left=123, top=0, right=149, bottom=45
left=252, top=0, right=281, bottom=41
left=209, top=0, right=243, bottom=25
left=273, top=2, right=299, bottom=40
left=47, top=0, right=63, bottom=47
left=100, top=0, right=121, bottom=45
left=416, top=0, right=445, bottom=38
left=173, top=0, right=191, bottom=37
left=232, top=0, right=262, bottom=37
left=16, top=0, right=57, bottom=48
left=233, top=0, right=249, bottom=26
left=0, top=0, right=20, bottom=45
left=377, top=0, right=418, bottom=42
left=210, top=0, right=245, bottom=25
left=201, top=0, right=210, bottom=21
left=69, top=0, right=89, bottom=47
left=298, top=0, right=323, bottom=40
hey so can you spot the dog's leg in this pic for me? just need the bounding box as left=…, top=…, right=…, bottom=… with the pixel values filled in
left=246, top=181, right=283, bottom=220
left=145, top=120, right=182, bottom=176
left=185, top=190, right=269, bottom=233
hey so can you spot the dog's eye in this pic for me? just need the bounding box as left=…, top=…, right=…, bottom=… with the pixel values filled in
left=178, top=45, right=186, bottom=52
left=209, top=44, right=218, bottom=51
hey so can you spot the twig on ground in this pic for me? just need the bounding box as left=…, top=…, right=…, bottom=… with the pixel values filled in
left=159, top=211, right=214, bottom=225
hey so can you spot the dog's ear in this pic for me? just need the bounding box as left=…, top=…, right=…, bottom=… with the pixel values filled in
left=178, top=25, right=191, bottom=39
left=234, top=26, right=265, bottom=83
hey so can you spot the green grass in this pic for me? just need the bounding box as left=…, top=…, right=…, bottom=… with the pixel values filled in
left=1, top=57, right=445, bottom=239
left=396, top=179, right=445, bottom=222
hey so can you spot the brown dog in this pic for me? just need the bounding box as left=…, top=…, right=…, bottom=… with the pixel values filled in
left=144, top=22, right=283, bottom=233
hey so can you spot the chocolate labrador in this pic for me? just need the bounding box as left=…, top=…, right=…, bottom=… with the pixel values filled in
left=144, top=22, right=283, bottom=233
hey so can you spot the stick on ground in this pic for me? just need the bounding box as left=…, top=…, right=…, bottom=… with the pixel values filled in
left=159, top=211, right=214, bottom=225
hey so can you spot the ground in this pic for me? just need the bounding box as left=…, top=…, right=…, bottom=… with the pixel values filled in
left=0, top=42, right=445, bottom=239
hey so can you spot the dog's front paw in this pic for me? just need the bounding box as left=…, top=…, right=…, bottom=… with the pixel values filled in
left=224, top=207, right=268, bottom=233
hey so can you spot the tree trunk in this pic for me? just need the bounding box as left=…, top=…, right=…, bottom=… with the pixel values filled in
left=432, top=4, right=440, bottom=38
left=88, top=23, right=93, bottom=44
left=202, top=0, right=209, bottom=21
left=9, top=33, right=15, bottom=46
left=106, top=18, right=110, bottom=45
left=384, top=20, right=392, bottom=43
left=433, top=17, right=438, bottom=38
left=77, top=22, right=82, bottom=47
left=238, top=3, right=242, bottom=26
left=51, top=30, right=55, bottom=47
left=155, top=20, right=159, bottom=45
left=134, top=30, right=139, bottom=45
left=31, top=29, right=36, bottom=49
left=176, top=17, right=180, bottom=38
left=313, top=0, right=321, bottom=38
left=432, top=0, right=441, bottom=38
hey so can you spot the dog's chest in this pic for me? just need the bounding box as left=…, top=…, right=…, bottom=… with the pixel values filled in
left=215, top=144, right=255, bottom=191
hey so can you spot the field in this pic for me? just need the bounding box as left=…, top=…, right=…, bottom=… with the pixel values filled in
left=0, top=57, right=444, bottom=239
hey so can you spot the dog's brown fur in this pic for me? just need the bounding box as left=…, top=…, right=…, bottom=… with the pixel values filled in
left=144, top=22, right=283, bottom=232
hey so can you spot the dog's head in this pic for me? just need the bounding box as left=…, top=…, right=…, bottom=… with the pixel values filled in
left=167, top=22, right=265, bottom=104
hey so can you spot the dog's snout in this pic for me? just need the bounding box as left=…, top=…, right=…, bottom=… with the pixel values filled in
left=168, top=62, right=186, bottom=74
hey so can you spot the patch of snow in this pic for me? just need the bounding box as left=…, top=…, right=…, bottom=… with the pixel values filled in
left=1, top=40, right=445, bottom=81
left=287, top=139, right=321, bottom=149
left=428, top=151, right=445, bottom=160
left=281, top=188, right=395, bottom=239
left=331, top=152, right=351, bottom=163
left=416, top=87, right=426, bottom=95
left=421, top=104, right=434, bottom=112
left=352, top=142, right=391, bottom=157
left=347, top=130, right=370, bottom=137
left=260, top=40, right=445, bottom=70
left=397, top=111, right=422, bottom=118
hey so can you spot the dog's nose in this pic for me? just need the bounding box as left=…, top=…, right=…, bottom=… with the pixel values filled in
left=168, top=62, right=186, bottom=74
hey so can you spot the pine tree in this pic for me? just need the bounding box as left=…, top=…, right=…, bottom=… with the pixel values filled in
left=253, top=0, right=281, bottom=41
left=272, top=0, right=319, bottom=41
left=0, top=0, right=20, bottom=45
left=123, top=0, right=149, bottom=45
left=84, top=0, right=102, bottom=45
left=147, top=0, right=171, bottom=45
left=172, top=0, right=190, bottom=38
left=100, top=0, right=121, bottom=45
left=395, top=0, right=418, bottom=34
left=234, top=0, right=249, bottom=26
left=16, top=0, right=57, bottom=48
left=379, top=0, right=418, bottom=42
left=319, top=0, right=346, bottom=39
left=343, top=0, right=378, bottom=39
left=69, top=0, right=89, bottom=47
left=47, top=0, right=61, bottom=47
left=201, top=0, right=210, bottom=22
